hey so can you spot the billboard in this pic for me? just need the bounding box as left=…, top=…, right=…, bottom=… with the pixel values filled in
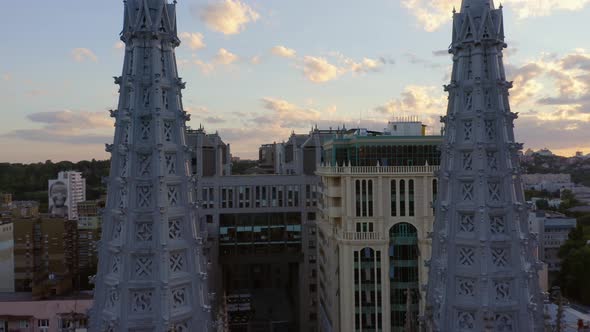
left=48, top=179, right=70, bottom=218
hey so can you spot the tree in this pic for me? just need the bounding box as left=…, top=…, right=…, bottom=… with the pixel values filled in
left=558, top=226, right=590, bottom=305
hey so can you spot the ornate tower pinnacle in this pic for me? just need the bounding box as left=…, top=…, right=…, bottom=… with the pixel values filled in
left=425, top=1, right=544, bottom=331
left=92, top=1, right=211, bottom=331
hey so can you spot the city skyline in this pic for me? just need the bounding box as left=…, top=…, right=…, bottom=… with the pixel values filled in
left=1, top=0, right=590, bottom=163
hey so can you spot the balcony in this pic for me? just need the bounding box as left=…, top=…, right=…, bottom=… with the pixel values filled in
left=326, top=207, right=342, bottom=218
left=325, top=186, right=342, bottom=197
left=340, top=232, right=382, bottom=241
left=317, top=165, right=439, bottom=176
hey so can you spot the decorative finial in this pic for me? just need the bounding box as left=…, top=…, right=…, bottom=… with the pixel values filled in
left=452, top=6, right=456, bottom=14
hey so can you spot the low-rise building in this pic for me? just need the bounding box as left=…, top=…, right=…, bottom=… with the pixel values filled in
left=528, top=211, right=577, bottom=280
left=521, top=173, right=573, bottom=192
left=0, top=292, right=92, bottom=332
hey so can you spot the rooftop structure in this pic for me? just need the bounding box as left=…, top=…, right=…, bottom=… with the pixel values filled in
left=425, top=1, right=544, bottom=330
left=92, top=1, right=211, bottom=330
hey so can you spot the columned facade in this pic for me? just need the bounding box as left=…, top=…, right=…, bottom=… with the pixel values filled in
left=317, top=164, right=439, bottom=332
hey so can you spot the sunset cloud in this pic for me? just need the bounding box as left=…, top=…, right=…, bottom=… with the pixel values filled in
left=71, top=48, right=98, bottom=62
left=2, top=110, right=112, bottom=145
left=272, top=45, right=296, bottom=58
left=179, top=32, right=206, bottom=50
left=375, top=85, right=446, bottom=129
left=302, top=56, right=342, bottom=83
left=215, top=48, right=239, bottom=65
left=401, top=0, right=590, bottom=32
left=199, top=0, right=260, bottom=35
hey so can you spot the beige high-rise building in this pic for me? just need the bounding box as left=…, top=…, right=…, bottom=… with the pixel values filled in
left=316, top=121, right=442, bottom=332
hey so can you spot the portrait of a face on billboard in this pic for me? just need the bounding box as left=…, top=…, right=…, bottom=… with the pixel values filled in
left=49, top=180, right=69, bottom=218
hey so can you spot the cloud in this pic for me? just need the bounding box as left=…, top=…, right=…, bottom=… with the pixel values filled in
left=199, top=0, right=260, bottom=35
left=403, top=52, right=444, bottom=69
left=188, top=48, right=239, bottom=74
left=179, top=32, right=206, bottom=50
left=113, top=41, right=125, bottom=50
left=203, top=116, right=226, bottom=124
left=433, top=50, right=450, bottom=57
left=401, top=0, right=590, bottom=32
left=194, top=59, right=215, bottom=74
left=2, top=73, right=12, bottom=81
left=299, top=53, right=391, bottom=83
left=346, top=58, right=383, bottom=73
left=27, top=110, right=112, bottom=130
left=302, top=56, right=342, bottom=83
left=215, top=48, right=239, bottom=65
left=25, top=90, right=48, bottom=97
left=71, top=48, right=98, bottom=62
left=250, top=55, right=262, bottom=64
left=2, top=109, right=113, bottom=145
left=400, top=0, right=455, bottom=32
left=375, top=85, right=446, bottom=129
left=260, top=97, right=322, bottom=128
left=272, top=45, right=296, bottom=58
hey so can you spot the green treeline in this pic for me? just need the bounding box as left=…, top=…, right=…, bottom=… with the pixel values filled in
left=0, top=160, right=110, bottom=212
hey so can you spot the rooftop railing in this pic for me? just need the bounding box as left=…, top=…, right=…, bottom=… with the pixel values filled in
left=316, top=165, right=439, bottom=175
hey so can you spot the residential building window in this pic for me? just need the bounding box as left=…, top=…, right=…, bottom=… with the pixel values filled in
left=409, top=179, right=415, bottom=217
left=391, top=180, right=397, bottom=217
left=238, top=186, right=251, bottom=208
left=202, top=187, right=214, bottom=209
left=432, top=179, right=438, bottom=208
left=355, top=179, right=374, bottom=217
left=278, top=186, right=284, bottom=207
left=400, top=180, right=406, bottom=216
left=356, top=222, right=374, bottom=233
left=38, top=319, right=49, bottom=330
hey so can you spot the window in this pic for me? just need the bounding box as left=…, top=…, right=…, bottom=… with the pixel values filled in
left=38, top=319, right=49, bottom=330
left=355, top=180, right=374, bottom=217
left=19, top=321, right=29, bottom=328
left=391, top=180, right=397, bottom=216
left=221, top=187, right=234, bottom=208
left=408, top=180, right=415, bottom=217
left=399, top=180, right=406, bottom=216
left=202, top=187, right=214, bottom=209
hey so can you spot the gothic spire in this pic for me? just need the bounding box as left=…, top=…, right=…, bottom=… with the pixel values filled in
left=91, top=1, right=211, bottom=331
left=460, top=0, right=495, bottom=12
left=425, top=1, right=544, bottom=331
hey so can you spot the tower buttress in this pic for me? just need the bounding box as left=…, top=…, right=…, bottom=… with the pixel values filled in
left=425, top=1, right=544, bottom=331
left=92, top=1, right=211, bottom=331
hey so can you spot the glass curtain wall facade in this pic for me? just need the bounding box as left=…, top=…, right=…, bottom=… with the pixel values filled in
left=389, top=223, right=419, bottom=331
left=354, top=248, right=383, bottom=332
left=325, top=144, right=440, bottom=167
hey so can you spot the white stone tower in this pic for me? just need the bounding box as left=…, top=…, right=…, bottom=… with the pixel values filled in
left=425, top=0, right=544, bottom=331
left=91, top=1, right=211, bottom=330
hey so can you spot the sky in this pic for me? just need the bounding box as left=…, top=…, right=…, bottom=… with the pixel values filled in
left=1, top=0, right=590, bottom=163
